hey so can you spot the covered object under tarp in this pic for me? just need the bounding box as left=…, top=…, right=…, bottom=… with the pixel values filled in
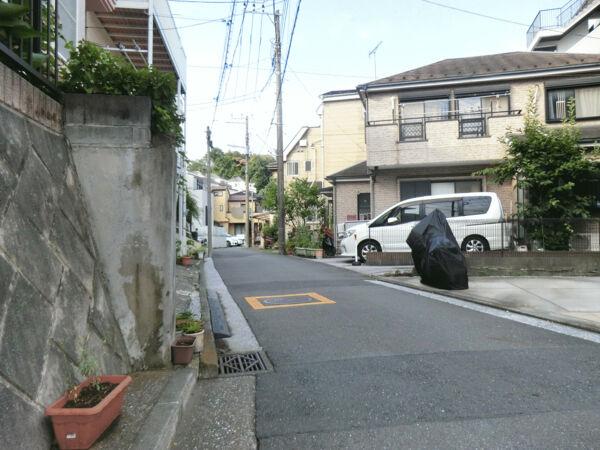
left=406, top=209, right=469, bottom=290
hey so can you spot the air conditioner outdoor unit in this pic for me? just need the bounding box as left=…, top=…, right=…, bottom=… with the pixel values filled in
left=570, top=233, right=600, bottom=251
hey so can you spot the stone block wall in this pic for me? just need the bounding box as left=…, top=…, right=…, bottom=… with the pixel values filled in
left=0, top=78, right=130, bottom=447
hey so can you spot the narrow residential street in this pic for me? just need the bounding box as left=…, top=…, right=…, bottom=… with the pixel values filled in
left=213, top=247, right=600, bottom=448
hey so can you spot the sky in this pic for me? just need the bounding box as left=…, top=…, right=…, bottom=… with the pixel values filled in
left=168, top=0, right=560, bottom=161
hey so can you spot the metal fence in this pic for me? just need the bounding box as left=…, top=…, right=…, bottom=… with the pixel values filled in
left=0, top=0, right=61, bottom=99
left=526, top=0, right=588, bottom=47
left=366, top=217, right=600, bottom=255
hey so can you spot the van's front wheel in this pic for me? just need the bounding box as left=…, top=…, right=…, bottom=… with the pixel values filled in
left=358, top=240, right=381, bottom=262
left=461, top=235, right=489, bottom=252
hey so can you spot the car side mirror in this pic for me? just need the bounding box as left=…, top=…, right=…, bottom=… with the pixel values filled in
left=387, top=216, right=398, bottom=224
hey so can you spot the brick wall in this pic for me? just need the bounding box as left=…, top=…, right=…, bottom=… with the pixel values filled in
left=373, top=172, right=399, bottom=215
left=486, top=180, right=517, bottom=217
left=0, top=62, right=61, bottom=131
left=334, top=181, right=370, bottom=224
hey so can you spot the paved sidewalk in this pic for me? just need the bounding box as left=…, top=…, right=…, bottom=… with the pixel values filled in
left=385, top=276, right=600, bottom=334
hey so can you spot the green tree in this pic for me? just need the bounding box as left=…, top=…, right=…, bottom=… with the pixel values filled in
left=286, top=178, right=324, bottom=229
left=248, top=154, right=275, bottom=192
left=479, top=91, right=600, bottom=249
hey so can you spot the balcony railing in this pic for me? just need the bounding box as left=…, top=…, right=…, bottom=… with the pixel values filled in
left=397, top=110, right=521, bottom=142
left=459, top=116, right=487, bottom=138
left=526, top=0, right=590, bottom=47
left=399, top=119, right=426, bottom=141
left=0, top=0, right=61, bottom=99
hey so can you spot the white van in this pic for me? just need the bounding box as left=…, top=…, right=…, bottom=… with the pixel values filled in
left=339, top=192, right=507, bottom=261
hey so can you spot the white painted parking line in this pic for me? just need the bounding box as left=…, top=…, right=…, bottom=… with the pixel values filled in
left=367, top=279, right=600, bottom=345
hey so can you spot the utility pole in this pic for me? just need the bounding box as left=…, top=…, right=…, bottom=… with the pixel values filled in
left=245, top=115, right=251, bottom=248
left=274, top=9, right=286, bottom=255
left=147, top=0, right=153, bottom=65
left=206, top=126, right=213, bottom=257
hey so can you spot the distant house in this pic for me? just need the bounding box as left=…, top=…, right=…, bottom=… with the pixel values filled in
left=527, top=0, right=600, bottom=53
left=355, top=51, right=600, bottom=223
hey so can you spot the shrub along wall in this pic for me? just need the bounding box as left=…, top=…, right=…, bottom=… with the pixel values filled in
left=0, top=67, right=130, bottom=448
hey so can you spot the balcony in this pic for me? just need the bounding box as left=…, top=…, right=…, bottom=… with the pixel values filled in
left=397, top=93, right=518, bottom=141
left=526, top=0, right=591, bottom=47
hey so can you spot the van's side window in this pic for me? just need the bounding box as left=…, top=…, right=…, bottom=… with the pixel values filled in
left=463, top=196, right=492, bottom=216
left=424, top=200, right=459, bottom=218
left=400, top=204, right=422, bottom=223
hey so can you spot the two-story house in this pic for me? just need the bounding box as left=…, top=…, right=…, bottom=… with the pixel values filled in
left=357, top=51, right=600, bottom=220
left=212, top=185, right=258, bottom=236
left=527, top=0, right=600, bottom=53
left=279, top=90, right=368, bottom=228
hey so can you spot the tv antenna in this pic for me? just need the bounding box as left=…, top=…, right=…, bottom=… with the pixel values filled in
left=368, top=41, right=383, bottom=78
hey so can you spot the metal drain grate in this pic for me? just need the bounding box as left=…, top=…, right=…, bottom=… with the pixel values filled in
left=218, top=352, right=269, bottom=376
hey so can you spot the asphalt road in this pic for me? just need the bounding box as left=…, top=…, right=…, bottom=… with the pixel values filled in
left=213, top=248, right=600, bottom=449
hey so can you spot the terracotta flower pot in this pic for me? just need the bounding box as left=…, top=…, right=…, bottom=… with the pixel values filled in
left=45, top=375, right=132, bottom=450
left=171, top=335, right=196, bottom=365
left=181, top=256, right=193, bottom=266
left=183, top=330, right=204, bottom=353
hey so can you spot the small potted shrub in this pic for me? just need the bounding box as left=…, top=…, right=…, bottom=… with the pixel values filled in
left=177, top=316, right=204, bottom=353
left=171, top=335, right=196, bottom=365
left=45, top=349, right=132, bottom=450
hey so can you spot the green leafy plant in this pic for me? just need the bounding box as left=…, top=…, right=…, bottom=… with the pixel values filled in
left=176, top=311, right=193, bottom=320
left=60, top=41, right=184, bottom=146
left=478, top=91, right=600, bottom=249
left=176, top=319, right=203, bottom=334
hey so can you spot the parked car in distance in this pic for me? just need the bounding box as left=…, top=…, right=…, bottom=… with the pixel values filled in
left=340, top=192, right=507, bottom=262
left=225, top=234, right=240, bottom=247
left=234, top=234, right=245, bottom=246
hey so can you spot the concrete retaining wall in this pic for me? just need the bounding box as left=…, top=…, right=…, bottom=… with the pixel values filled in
left=367, top=251, right=600, bottom=276
left=0, top=90, right=130, bottom=447
left=64, top=93, right=177, bottom=369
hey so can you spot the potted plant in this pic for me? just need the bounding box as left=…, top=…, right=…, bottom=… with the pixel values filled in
left=180, top=255, right=193, bottom=266
left=171, top=335, right=196, bottom=365
left=178, top=317, right=204, bottom=353
left=45, top=349, right=132, bottom=450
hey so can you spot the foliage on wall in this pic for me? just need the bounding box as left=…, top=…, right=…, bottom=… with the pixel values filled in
left=60, top=41, right=184, bottom=146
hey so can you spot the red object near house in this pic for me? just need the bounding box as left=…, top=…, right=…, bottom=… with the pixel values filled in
left=45, top=375, right=132, bottom=450
left=180, top=256, right=193, bottom=266
left=346, top=214, right=357, bottom=221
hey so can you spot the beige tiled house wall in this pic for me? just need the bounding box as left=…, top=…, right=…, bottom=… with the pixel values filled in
left=366, top=78, right=600, bottom=169
left=285, top=127, right=322, bottom=185
left=335, top=181, right=370, bottom=224
left=322, top=98, right=366, bottom=186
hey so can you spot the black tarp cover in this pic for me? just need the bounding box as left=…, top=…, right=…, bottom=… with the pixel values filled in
left=406, top=209, right=469, bottom=290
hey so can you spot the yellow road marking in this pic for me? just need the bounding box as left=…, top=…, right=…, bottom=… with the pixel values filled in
left=244, top=292, right=336, bottom=310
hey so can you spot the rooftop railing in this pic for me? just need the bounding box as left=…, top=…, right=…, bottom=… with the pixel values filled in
left=526, top=0, right=590, bottom=47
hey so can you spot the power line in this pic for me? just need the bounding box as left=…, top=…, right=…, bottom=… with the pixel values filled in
left=281, top=0, right=301, bottom=80
left=421, top=0, right=528, bottom=27
left=212, top=0, right=238, bottom=125
left=422, top=0, right=600, bottom=42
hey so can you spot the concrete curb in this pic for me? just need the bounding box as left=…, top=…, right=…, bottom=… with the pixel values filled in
left=198, top=261, right=219, bottom=379
left=373, top=275, right=600, bottom=335
left=131, top=368, right=196, bottom=450
left=203, top=257, right=261, bottom=353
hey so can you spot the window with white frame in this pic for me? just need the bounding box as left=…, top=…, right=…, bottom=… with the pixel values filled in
left=195, top=178, right=203, bottom=190
left=287, top=161, right=299, bottom=175
left=305, top=160, right=312, bottom=172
